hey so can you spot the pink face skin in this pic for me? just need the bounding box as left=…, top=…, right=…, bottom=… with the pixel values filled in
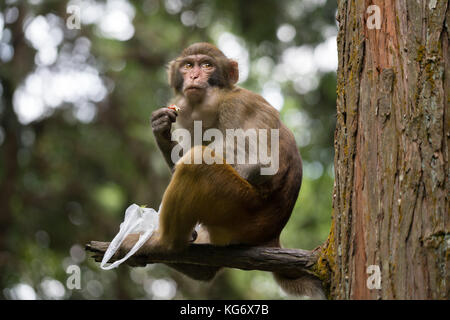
left=179, top=54, right=216, bottom=103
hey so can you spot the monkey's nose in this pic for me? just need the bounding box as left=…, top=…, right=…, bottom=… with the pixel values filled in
left=190, top=66, right=201, bottom=79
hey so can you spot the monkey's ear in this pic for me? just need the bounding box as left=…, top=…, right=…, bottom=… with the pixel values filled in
left=167, top=60, right=176, bottom=86
left=228, top=60, right=239, bottom=85
left=168, top=60, right=183, bottom=92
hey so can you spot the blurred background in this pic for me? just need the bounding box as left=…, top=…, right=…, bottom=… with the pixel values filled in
left=0, top=0, right=337, bottom=299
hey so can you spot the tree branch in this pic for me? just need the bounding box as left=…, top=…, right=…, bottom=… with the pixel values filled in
left=86, top=241, right=320, bottom=278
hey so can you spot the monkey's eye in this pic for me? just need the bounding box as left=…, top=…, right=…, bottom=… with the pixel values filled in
left=183, top=63, right=193, bottom=69
left=201, top=62, right=213, bottom=69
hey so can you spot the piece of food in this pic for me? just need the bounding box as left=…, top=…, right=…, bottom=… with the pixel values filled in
left=168, top=104, right=180, bottom=112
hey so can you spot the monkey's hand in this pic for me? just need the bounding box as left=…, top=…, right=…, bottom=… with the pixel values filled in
left=151, top=108, right=180, bottom=172
left=151, top=107, right=178, bottom=141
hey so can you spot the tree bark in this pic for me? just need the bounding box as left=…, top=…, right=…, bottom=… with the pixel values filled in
left=320, top=0, right=449, bottom=299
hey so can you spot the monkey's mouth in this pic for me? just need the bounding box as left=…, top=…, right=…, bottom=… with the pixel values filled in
left=184, top=85, right=205, bottom=92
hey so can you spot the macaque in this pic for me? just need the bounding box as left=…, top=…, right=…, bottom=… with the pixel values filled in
left=121, top=43, right=324, bottom=299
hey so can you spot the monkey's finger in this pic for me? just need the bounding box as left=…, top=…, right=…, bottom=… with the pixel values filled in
left=152, top=111, right=177, bottom=127
left=151, top=108, right=177, bottom=121
left=151, top=114, right=170, bottom=125
left=154, top=114, right=170, bottom=124
left=150, top=109, right=167, bottom=122
left=152, top=117, right=172, bottom=130
left=162, top=114, right=174, bottom=123
left=166, top=109, right=178, bottom=121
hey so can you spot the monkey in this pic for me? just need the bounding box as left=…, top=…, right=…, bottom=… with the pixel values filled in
left=119, top=42, right=325, bottom=299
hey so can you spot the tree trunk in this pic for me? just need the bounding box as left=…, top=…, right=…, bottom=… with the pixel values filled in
left=322, top=0, right=449, bottom=299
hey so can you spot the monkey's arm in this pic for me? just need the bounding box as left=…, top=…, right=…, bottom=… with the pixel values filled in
left=156, top=138, right=178, bottom=173
left=151, top=108, right=179, bottom=172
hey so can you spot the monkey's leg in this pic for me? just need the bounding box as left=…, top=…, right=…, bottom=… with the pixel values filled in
left=157, top=145, right=261, bottom=248
left=156, top=146, right=261, bottom=280
left=120, top=146, right=261, bottom=279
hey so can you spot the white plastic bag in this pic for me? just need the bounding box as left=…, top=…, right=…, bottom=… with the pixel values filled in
left=100, top=204, right=160, bottom=270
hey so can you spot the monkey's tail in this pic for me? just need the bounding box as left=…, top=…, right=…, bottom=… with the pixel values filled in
left=273, top=272, right=326, bottom=300
left=263, top=238, right=326, bottom=299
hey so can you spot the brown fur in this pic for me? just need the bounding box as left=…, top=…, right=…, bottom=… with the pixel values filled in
left=121, top=43, right=324, bottom=298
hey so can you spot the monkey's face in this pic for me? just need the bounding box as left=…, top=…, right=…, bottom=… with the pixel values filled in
left=178, top=54, right=217, bottom=103
left=168, top=44, right=239, bottom=102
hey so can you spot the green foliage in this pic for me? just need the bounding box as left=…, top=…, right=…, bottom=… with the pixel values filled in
left=0, top=0, right=337, bottom=299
